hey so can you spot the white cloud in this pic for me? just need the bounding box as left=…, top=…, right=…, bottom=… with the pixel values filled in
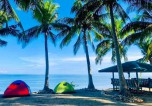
left=61, top=57, right=86, bottom=62
left=20, top=54, right=143, bottom=67
left=20, top=56, right=57, bottom=68
left=0, top=68, right=8, bottom=74
left=61, top=56, right=96, bottom=62
left=18, top=53, right=143, bottom=74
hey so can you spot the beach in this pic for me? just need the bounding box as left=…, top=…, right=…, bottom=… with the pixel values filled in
left=1, top=74, right=152, bottom=105
left=0, top=89, right=152, bottom=106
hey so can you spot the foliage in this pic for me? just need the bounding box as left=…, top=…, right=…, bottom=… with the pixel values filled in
left=96, top=20, right=128, bottom=64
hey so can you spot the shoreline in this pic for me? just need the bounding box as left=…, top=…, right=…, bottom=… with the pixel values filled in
left=0, top=88, right=152, bottom=106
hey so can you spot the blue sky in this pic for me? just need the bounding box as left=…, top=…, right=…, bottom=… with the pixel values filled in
left=0, top=0, right=143, bottom=75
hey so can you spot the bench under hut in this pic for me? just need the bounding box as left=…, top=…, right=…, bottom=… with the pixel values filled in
left=98, top=61, right=152, bottom=91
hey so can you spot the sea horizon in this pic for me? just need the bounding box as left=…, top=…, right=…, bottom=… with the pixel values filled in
left=0, top=73, right=152, bottom=94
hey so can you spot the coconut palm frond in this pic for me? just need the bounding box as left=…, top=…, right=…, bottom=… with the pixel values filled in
left=119, top=44, right=128, bottom=62
left=51, top=23, right=71, bottom=31
left=0, top=24, right=20, bottom=36
left=147, top=43, right=152, bottom=59
left=14, top=0, right=43, bottom=11
left=95, top=46, right=110, bottom=64
left=95, top=40, right=111, bottom=64
left=93, top=21, right=111, bottom=36
left=73, top=35, right=82, bottom=55
left=14, top=0, right=31, bottom=11
left=95, top=13, right=110, bottom=21
left=76, top=0, right=102, bottom=21
left=19, top=26, right=41, bottom=44
left=140, top=10, right=152, bottom=22
left=111, top=48, right=116, bottom=64
left=0, top=0, right=19, bottom=22
left=57, top=28, right=71, bottom=38
left=71, top=0, right=83, bottom=13
left=113, top=2, right=130, bottom=23
left=92, top=28, right=104, bottom=41
left=122, top=25, right=152, bottom=46
left=120, top=21, right=152, bottom=36
left=48, top=31, right=56, bottom=45
left=56, top=18, right=75, bottom=25
left=88, top=32, right=95, bottom=51
left=0, top=39, right=7, bottom=46
left=96, top=39, right=110, bottom=53
left=60, top=26, right=78, bottom=48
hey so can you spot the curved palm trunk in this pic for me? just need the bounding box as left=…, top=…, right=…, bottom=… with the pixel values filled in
left=109, top=4, right=127, bottom=94
left=149, top=57, right=152, bottom=64
left=4, top=0, right=8, bottom=28
left=43, top=34, right=50, bottom=91
left=84, top=29, right=95, bottom=89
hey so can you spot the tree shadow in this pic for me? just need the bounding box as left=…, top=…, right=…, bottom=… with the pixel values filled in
left=0, top=92, right=137, bottom=106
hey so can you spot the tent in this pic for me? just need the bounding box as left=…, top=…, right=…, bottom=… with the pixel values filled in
left=3, top=80, right=31, bottom=97
left=54, top=81, right=75, bottom=94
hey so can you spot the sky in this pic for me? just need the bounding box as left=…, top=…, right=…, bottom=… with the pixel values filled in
left=0, top=0, right=143, bottom=75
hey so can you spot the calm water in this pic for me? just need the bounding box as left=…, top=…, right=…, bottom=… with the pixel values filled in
left=0, top=73, right=151, bottom=94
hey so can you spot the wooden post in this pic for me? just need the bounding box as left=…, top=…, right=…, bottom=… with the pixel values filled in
left=128, top=72, right=130, bottom=79
left=136, top=70, right=139, bottom=90
left=112, top=72, right=114, bottom=90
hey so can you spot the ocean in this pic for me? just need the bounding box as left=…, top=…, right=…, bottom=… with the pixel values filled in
left=0, top=73, right=151, bottom=94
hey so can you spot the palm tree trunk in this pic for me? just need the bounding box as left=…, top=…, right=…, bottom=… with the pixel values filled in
left=109, top=4, right=127, bottom=95
left=84, top=29, right=95, bottom=89
left=149, top=57, right=152, bottom=64
left=43, top=33, right=50, bottom=91
left=4, top=0, right=8, bottom=28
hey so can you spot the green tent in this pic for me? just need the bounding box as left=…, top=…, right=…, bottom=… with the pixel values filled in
left=54, top=81, right=75, bottom=94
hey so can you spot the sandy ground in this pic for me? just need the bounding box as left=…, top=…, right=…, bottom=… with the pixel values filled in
left=0, top=89, right=152, bottom=106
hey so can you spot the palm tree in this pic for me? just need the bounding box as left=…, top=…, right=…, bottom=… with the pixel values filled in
left=20, top=1, right=60, bottom=92
left=57, top=0, right=108, bottom=89
left=78, top=0, right=131, bottom=94
left=96, top=20, right=128, bottom=64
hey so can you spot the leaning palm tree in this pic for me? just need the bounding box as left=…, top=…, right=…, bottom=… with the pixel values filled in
left=57, top=0, right=109, bottom=89
left=20, top=1, right=59, bottom=92
left=78, top=0, right=130, bottom=94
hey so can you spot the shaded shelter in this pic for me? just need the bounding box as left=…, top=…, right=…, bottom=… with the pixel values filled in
left=98, top=61, right=152, bottom=90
